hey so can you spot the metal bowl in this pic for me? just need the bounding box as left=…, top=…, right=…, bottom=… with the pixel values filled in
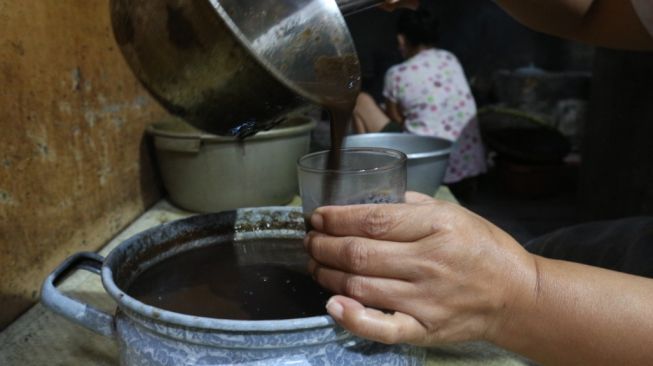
left=343, top=133, right=452, bottom=196
left=148, top=117, right=316, bottom=213
left=110, top=0, right=360, bottom=137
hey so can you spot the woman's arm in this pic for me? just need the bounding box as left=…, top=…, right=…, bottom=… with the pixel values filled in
left=305, top=193, right=653, bottom=365
left=496, top=255, right=653, bottom=365
left=386, top=0, right=653, bottom=50
left=495, top=0, right=653, bottom=50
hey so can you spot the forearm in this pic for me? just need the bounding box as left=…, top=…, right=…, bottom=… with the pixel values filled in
left=494, top=255, right=653, bottom=365
left=494, top=0, right=653, bottom=50
left=494, top=0, right=593, bottom=34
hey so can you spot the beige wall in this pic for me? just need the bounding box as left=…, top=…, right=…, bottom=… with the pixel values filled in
left=0, top=1, right=168, bottom=328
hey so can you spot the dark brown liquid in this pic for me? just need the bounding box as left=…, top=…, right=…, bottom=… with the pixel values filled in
left=127, top=239, right=332, bottom=320
left=320, top=103, right=354, bottom=210
left=130, top=57, right=362, bottom=319
left=312, top=55, right=359, bottom=168
left=311, top=54, right=361, bottom=204
left=302, top=104, right=353, bottom=232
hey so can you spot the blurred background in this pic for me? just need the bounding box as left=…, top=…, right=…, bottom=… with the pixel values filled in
left=342, top=1, right=653, bottom=243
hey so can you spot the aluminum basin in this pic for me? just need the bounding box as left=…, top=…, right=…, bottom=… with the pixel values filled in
left=344, top=133, right=452, bottom=196
left=148, top=117, right=316, bottom=213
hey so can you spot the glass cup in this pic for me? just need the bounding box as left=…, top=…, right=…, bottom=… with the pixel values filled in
left=297, top=148, right=407, bottom=230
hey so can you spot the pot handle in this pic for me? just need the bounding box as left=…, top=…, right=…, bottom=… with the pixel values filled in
left=41, top=252, right=115, bottom=338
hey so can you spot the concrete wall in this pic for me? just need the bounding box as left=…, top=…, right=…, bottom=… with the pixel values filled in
left=0, top=1, right=167, bottom=328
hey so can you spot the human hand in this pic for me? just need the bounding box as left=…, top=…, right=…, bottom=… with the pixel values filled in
left=304, top=192, right=537, bottom=346
left=381, top=0, right=420, bottom=11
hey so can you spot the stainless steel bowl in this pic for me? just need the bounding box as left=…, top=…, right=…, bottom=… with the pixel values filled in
left=343, top=133, right=452, bottom=196
left=110, top=0, right=362, bottom=137
left=148, top=117, right=316, bottom=213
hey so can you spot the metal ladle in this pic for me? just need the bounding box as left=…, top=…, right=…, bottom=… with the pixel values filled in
left=111, top=0, right=384, bottom=137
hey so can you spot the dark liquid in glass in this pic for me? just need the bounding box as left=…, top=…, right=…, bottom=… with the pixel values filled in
left=300, top=54, right=360, bottom=230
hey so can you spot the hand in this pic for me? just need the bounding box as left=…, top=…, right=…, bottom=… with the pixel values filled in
left=381, top=0, right=420, bottom=11
left=304, top=192, right=538, bottom=346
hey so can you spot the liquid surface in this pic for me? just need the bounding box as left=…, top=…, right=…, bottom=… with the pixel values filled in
left=128, top=239, right=332, bottom=320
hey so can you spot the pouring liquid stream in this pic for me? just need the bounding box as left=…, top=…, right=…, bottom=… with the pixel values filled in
left=127, top=59, right=360, bottom=321
left=308, top=54, right=362, bottom=210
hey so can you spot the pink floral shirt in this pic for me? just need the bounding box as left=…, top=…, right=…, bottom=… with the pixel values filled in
left=383, top=49, right=486, bottom=183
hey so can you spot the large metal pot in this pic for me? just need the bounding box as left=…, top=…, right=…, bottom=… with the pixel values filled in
left=110, top=0, right=374, bottom=137
left=147, top=117, right=316, bottom=213
left=41, top=208, right=425, bottom=365
left=344, top=133, right=453, bottom=196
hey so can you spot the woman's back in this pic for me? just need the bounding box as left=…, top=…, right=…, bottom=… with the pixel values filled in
left=384, top=48, right=476, bottom=141
left=383, top=48, right=486, bottom=183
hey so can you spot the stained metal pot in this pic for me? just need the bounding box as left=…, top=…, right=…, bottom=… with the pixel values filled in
left=344, top=133, right=453, bottom=196
left=41, top=207, right=425, bottom=365
left=110, top=0, right=373, bottom=137
left=147, top=117, right=316, bottom=213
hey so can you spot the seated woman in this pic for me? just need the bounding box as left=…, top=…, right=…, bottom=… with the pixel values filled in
left=354, top=9, right=487, bottom=190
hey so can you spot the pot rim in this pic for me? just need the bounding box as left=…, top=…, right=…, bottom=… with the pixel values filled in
left=147, top=117, right=317, bottom=143
left=297, top=147, right=408, bottom=175
left=345, top=133, right=453, bottom=160
left=101, top=207, right=339, bottom=332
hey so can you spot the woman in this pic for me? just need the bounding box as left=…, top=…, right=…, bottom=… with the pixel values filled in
left=353, top=10, right=486, bottom=189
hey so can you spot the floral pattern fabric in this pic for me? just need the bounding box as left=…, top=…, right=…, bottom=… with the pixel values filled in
left=383, top=49, right=486, bottom=183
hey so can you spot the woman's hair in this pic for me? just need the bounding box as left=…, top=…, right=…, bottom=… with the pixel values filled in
left=396, top=9, right=440, bottom=47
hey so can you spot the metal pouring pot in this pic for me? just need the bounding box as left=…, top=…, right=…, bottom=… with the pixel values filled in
left=110, top=0, right=383, bottom=137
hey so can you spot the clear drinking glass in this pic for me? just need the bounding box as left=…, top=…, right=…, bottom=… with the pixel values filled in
left=297, top=148, right=407, bottom=228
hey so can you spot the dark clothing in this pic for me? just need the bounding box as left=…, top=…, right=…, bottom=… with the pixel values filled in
left=380, top=120, right=404, bottom=133
left=526, top=217, right=653, bottom=278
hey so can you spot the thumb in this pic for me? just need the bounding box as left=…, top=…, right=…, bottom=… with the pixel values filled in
left=326, top=295, right=426, bottom=345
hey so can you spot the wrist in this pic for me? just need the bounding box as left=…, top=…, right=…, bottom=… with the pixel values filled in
left=485, top=251, right=542, bottom=346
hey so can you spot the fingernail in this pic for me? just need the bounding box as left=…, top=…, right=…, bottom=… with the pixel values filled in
left=326, top=298, right=344, bottom=320
left=311, top=213, right=324, bottom=231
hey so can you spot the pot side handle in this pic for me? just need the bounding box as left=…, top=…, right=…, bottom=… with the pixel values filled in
left=40, top=252, right=115, bottom=338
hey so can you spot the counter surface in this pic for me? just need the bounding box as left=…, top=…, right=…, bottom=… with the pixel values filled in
left=0, top=189, right=532, bottom=366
